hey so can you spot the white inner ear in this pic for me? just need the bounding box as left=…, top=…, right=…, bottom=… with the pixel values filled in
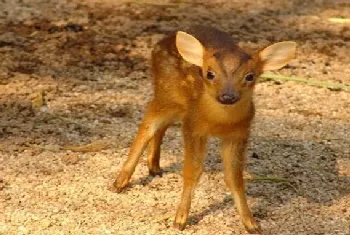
left=176, top=31, right=204, bottom=67
left=259, top=41, right=296, bottom=71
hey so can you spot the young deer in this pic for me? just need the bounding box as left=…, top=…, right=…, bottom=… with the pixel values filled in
left=113, top=26, right=296, bottom=234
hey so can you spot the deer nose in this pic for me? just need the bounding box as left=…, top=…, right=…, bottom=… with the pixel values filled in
left=217, top=93, right=240, bottom=105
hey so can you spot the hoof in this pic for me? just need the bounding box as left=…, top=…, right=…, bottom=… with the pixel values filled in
left=173, top=207, right=188, bottom=231
left=244, top=219, right=262, bottom=234
left=173, top=221, right=186, bottom=231
left=149, top=168, right=163, bottom=177
left=111, top=171, right=131, bottom=193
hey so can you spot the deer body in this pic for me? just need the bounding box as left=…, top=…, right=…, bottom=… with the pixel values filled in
left=113, top=26, right=296, bottom=234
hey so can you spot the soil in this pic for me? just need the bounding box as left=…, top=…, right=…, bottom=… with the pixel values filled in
left=0, top=0, right=349, bottom=234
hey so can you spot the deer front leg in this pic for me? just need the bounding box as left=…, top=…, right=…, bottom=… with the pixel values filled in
left=174, top=134, right=207, bottom=230
left=221, top=137, right=261, bottom=234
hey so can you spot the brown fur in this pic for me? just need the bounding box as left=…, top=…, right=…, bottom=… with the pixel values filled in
left=112, top=25, right=296, bottom=234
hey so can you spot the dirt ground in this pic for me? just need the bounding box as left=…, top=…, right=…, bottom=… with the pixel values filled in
left=0, top=0, right=349, bottom=234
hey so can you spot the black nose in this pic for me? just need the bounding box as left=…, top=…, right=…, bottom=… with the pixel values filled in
left=217, top=93, right=239, bottom=105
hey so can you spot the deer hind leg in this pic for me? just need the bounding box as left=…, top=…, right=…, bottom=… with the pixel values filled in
left=147, top=123, right=171, bottom=176
left=113, top=101, right=175, bottom=193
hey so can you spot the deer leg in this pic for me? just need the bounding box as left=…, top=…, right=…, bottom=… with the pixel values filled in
left=113, top=101, right=174, bottom=192
left=147, top=123, right=170, bottom=176
left=174, top=133, right=207, bottom=230
left=221, top=138, right=261, bottom=234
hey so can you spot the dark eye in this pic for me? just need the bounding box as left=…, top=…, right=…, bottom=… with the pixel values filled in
left=206, top=70, right=215, bottom=80
left=244, top=73, right=255, bottom=82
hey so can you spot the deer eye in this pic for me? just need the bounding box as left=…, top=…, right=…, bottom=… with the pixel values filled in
left=244, top=73, right=255, bottom=82
left=207, top=70, right=215, bottom=80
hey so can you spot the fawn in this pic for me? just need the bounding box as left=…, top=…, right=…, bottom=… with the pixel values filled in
left=113, top=26, right=296, bottom=234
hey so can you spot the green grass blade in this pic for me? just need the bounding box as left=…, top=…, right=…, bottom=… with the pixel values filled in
left=328, top=18, right=350, bottom=23
left=260, top=73, right=350, bottom=91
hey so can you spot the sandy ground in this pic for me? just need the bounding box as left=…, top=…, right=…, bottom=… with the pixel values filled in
left=0, top=0, right=350, bottom=234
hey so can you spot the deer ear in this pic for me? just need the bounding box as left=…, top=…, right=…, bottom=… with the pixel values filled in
left=176, top=31, right=204, bottom=67
left=258, top=41, right=296, bottom=71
